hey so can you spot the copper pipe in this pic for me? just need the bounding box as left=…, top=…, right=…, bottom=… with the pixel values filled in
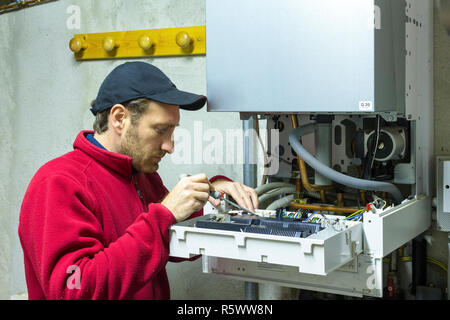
left=289, top=202, right=360, bottom=214
left=295, top=175, right=302, bottom=194
left=336, top=193, right=344, bottom=207
left=289, top=115, right=334, bottom=192
left=359, top=190, right=366, bottom=205
left=319, top=189, right=327, bottom=203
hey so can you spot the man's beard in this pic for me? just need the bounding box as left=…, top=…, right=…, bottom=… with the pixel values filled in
left=119, top=125, right=163, bottom=173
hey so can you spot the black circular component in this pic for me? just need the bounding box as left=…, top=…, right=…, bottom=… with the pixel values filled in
left=367, top=132, right=394, bottom=161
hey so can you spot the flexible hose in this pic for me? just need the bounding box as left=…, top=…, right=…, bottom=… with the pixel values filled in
left=289, top=126, right=404, bottom=204
left=266, top=194, right=295, bottom=210
left=290, top=116, right=334, bottom=192
left=258, top=187, right=296, bottom=203
left=255, top=182, right=294, bottom=196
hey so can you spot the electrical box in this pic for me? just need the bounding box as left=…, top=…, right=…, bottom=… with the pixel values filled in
left=437, top=157, right=450, bottom=231
left=206, top=0, right=406, bottom=114
left=170, top=212, right=363, bottom=275
left=169, top=197, right=430, bottom=297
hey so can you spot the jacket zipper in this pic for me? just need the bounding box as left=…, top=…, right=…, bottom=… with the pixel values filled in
left=132, top=175, right=145, bottom=211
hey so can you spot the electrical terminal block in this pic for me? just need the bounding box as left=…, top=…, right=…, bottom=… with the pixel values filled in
left=196, top=212, right=323, bottom=238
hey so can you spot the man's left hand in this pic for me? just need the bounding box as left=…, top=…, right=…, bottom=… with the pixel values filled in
left=209, top=180, right=258, bottom=212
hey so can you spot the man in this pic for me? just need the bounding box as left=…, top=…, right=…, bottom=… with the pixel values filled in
left=18, top=62, right=258, bottom=300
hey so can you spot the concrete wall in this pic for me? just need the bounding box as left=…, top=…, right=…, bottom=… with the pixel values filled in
left=0, top=11, right=14, bottom=300
left=0, top=0, right=246, bottom=299
left=428, top=1, right=450, bottom=293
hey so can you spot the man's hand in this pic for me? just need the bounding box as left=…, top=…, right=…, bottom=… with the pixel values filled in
left=161, top=173, right=210, bottom=222
left=209, top=180, right=258, bottom=212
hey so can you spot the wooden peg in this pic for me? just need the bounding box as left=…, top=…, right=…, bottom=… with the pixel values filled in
left=175, top=31, right=192, bottom=49
left=69, top=36, right=88, bottom=53
left=138, top=34, right=154, bottom=51
left=103, top=36, right=120, bottom=52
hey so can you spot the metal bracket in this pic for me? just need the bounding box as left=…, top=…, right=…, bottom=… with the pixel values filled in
left=240, top=112, right=255, bottom=121
left=379, top=112, right=398, bottom=122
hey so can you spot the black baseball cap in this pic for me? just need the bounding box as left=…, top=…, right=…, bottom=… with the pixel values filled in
left=90, top=61, right=207, bottom=115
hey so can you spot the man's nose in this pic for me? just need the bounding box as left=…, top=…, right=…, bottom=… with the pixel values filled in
left=161, top=138, right=175, bottom=154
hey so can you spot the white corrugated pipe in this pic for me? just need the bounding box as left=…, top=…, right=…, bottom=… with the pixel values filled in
left=255, top=182, right=294, bottom=196
left=258, top=186, right=296, bottom=203
left=266, top=194, right=295, bottom=211
left=289, top=125, right=404, bottom=204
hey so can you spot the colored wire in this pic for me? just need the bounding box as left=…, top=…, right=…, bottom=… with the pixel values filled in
left=344, top=209, right=365, bottom=220
left=399, top=256, right=448, bottom=273
left=346, top=214, right=363, bottom=221
left=427, top=257, right=448, bottom=272
left=305, top=212, right=318, bottom=222
left=306, top=211, right=324, bottom=222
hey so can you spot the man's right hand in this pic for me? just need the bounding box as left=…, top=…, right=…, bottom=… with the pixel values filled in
left=161, top=173, right=211, bottom=222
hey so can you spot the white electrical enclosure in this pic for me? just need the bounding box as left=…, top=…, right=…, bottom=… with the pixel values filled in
left=206, top=0, right=405, bottom=114
left=169, top=197, right=430, bottom=297
left=202, top=255, right=384, bottom=298
left=437, top=157, right=450, bottom=231
left=170, top=213, right=362, bottom=275
left=443, top=162, right=450, bottom=213
left=363, top=195, right=430, bottom=257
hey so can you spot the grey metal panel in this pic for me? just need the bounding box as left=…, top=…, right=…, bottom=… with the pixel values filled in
left=374, top=0, right=406, bottom=113
left=206, top=0, right=376, bottom=113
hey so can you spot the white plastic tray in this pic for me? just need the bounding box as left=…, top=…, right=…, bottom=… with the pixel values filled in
left=169, top=214, right=363, bottom=275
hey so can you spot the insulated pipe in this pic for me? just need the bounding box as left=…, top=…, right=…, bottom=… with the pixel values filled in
left=314, top=123, right=333, bottom=186
left=266, top=194, right=295, bottom=210
left=289, top=126, right=404, bottom=204
left=289, top=116, right=334, bottom=194
left=258, top=187, right=296, bottom=203
left=255, top=182, right=294, bottom=196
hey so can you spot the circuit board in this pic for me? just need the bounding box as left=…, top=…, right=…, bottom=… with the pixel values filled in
left=195, top=213, right=323, bottom=238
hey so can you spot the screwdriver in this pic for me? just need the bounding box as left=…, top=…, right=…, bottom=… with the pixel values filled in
left=179, top=174, right=257, bottom=215
left=209, top=190, right=257, bottom=215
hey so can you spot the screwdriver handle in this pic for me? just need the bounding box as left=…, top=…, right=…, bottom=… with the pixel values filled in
left=210, top=191, right=222, bottom=199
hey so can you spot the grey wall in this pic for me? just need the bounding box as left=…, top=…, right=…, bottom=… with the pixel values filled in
left=0, top=0, right=246, bottom=299
left=1, top=0, right=450, bottom=300
left=0, top=9, right=14, bottom=299
left=435, top=4, right=450, bottom=155
left=428, top=1, right=450, bottom=293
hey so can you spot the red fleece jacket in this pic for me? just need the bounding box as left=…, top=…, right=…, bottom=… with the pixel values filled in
left=18, top=130, right=230, bottom=300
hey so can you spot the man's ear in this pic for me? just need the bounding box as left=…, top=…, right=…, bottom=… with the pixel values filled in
left=109, top=104, right=129, bottom=134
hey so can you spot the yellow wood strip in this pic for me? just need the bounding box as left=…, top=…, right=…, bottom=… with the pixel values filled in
left=70, top=26, right=206, bottom=61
